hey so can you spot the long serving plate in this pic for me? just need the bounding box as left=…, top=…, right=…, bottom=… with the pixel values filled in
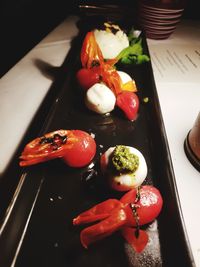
left=0, top=13, right=195, bottom=267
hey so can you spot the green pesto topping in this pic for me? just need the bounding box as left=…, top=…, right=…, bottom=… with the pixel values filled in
left=111, top=145, right=139, bottom=173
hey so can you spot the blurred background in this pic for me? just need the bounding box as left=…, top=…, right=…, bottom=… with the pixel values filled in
left=0, top=0, right=199, bottom=77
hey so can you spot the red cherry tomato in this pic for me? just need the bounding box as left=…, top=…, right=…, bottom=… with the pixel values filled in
left=120, top=185, right=163, bottom=226
left=73, top=185, right=163, bottom=251
left=116, top=91, right=139, bottom=121
left=19, top=130, right=96, bottom=168
left=76, top=68, right=100, bottom=90
left=63, top=130, right=96, bottom=167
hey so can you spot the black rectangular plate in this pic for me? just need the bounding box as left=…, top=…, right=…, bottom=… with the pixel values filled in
left=0, top=14, right=194, bottom=267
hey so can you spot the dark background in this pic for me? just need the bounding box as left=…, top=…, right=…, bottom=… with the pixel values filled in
left=0, top=0, right=199, bottom=77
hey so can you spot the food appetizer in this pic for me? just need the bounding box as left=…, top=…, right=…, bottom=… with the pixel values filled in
left=94, top=23, right=129, bottom=59
left=76, top=23, right=142, bottom=121
left=101, top=145, right=147, bottom=191
left=73, top=185, right=163, bottom=253
left=19, top=130, right=96, bottom=168
left=73, top=143, right=163, bottom=253
left=18, top=22, right=162, bottom=258
left=94, top=22, right=150, bottom=65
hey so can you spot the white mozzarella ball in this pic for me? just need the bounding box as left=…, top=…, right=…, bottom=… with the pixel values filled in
left=85, top=83, right=116, bottom=114
left=101, top=146, right=147, bottom=191
left=117, top=70, right=137, bottom=92
left=94, top=30, right=129, bottom=59
left=117, top=71, right=132, bottom=84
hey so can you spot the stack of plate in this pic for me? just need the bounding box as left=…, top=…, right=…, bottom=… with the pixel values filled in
left=137, top=0, right=185, bottom=39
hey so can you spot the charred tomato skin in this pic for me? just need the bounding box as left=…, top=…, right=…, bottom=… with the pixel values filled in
left=19, top=130, right=96, bottom=168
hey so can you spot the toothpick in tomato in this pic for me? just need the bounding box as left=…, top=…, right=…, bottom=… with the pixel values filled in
left=73, top=185, right=163, bottom=252
left=19, top=130, right=96, bottom=168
